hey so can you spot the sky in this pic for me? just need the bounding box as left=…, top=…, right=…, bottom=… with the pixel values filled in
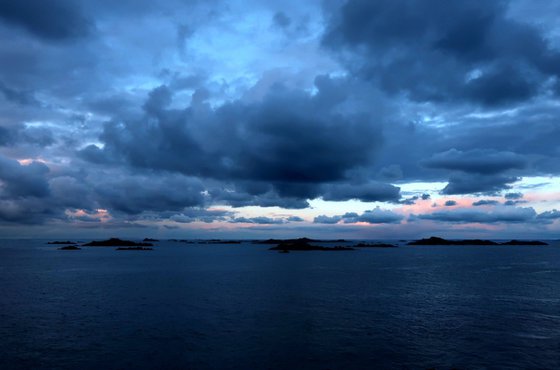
left=0, top=0, right=560, bottom=239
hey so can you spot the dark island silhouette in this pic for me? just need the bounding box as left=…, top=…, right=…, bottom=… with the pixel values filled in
left=83, top=238, right=153, bottom=247
left=256, top=237, right=347, bottom=244
left=500, top=240, right=548, bottom=245
left=48, top=241, right=78, bottom=245
left=408, top=236, right=548, bottom=246
left=58, top=245, right=81, bottom=250
left=354, top=242, right=397, bottom=248
left=269, top=238, right=354, bottom=251
left=143, top=238, right=159, bottom=242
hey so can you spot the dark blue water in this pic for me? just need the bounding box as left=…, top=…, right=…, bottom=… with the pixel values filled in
left=1, top=240, right=560, bottom=369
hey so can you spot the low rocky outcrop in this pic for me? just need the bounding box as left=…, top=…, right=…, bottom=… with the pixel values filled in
left=500, top=240, right=548, bottom=246
left=408, top=236, right=548, bottom=246
left=58, top=245, right=81, bottom=250
left=116, top=246, right=153, bottom=251
left=83, top=238, right=153, bottom=247
left=269, top=239, right=354, bottom=251
left=354, top=242, right=397, bottom=248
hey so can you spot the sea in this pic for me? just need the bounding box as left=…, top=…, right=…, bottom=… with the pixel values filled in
left=1, top=239, right=559, bottom=369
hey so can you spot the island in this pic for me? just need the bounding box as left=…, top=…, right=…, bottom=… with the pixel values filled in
left=269, top=239, right=354, bottom=251
left=58, top=245, right=81, bottom=250
left=83, top=238, right=154, bottom=247
left=143, top=238, right=159, bottom=242
left=256, top=237, right=347, bottom=244
left=500, top=240, right=548, bottom=246
left=48, top=241, right=78, bottom=245
left=408, top=236, right=548, bottom=246
left=354, top=242, right=397, bottom=248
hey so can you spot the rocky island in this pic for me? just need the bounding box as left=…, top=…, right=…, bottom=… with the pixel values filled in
left=256, top=237, right=347, bottom=244
left=500, top=240, right=548, bottom=245
left=408, top=236, right=548, bottom=246
left=354, top=242, right=397, bottom=248
left=48, top=241, right=78, bottom=245
left=197, top=240, right=241, bottom=244
left=269, top=238, right=354, bottom=251
left=58, top=245, right=81, bottom=250
left=83, top=238, right=153, bottom=247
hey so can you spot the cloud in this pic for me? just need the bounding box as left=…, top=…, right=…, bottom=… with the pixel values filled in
left=536, top=209, right=560, bottom=220
left=89, top=81, right=384, bottom=207
left=272, top=12, right=291, bottom=29
left=444, top=200, right=457, bottom=206
left=0, top=0, right=93, bottom=41
left=313, top=215, right=342, bottom=224
left=231, top=216, right=286, bottom=224
left=423, top=149, right=527, bottom=174
left=504, top=192, right=523, bottom=199
left=0, top=81, right=38, bottom=106
left=0, top=154, right=50, bottom=198
left=287, top=216, right=304, bottom=222
left=441, top=173, right=520, bottom=195
left=321, top=182, right=401, bottom=202
left=314, top=207, right=403, bottom=225
left=472, top=199, right=499, bottom=206
left=169, top=208, right=231, bottom=224
left=94, top=173, right=205, bottom=215
left=0, top=125, right=54, bottom=147
left=415, top=206, right=537, bottom=223
left=323, top=0, right=560, bottom=106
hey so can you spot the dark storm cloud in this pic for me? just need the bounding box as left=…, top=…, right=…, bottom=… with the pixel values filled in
left=537, top=210, right=560, bottom=220
left=441, top=173, right=519, bottom=195
left=0, top=126, right=10, bottom=145
left=423, top=149, right=527, bottom=174
left=231, top=216, right=286, bottom=225
left=77, top=144, right=110, bottom=164
left=0, top=0, right=559, bottom=236
left=0, top=197, right=61, bottom=224
left=415, top=206, right=537, bottom=223
left=90, top=81, right=384, bottom=207
left=421, top=149, right=526, bottom=195
left=472, top=199, right=500, bottom=206
left=314, top=207, right=403, bottom=224
left=287, top=216, right=304, bottom=222
left=321, top=182, right=401, bottom=203
left=444, top=200, right=457, bottom=206
left=347, top=208, right=403, bottom=224
left=504, top=200, right=527, bottom=206
left=0, top=155, right=50, bottom=198
left=94, top=174, right=205, bottom=215
left=0, top=0, right=93, bottom=40
left=313, top=215, right=342, bottom=224
left=504, top=192, right=523, bottom=199
left=0, top=81, right=38, bottom=106
left=0, top=125, right=54, bottom=147
left=169, top=208, right=231, bottom=224
left=323, top=0, right=560, bottom=106
left=211, top=189, right=310, bottom=209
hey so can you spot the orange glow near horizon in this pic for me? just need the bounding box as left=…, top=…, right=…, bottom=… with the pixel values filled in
left=17, top=158, right=48, bottom=165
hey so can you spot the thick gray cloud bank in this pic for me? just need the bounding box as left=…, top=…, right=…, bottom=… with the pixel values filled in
left=324, top=0, right=560, bottom=106
left=0, top=0, right=559, bottom=236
